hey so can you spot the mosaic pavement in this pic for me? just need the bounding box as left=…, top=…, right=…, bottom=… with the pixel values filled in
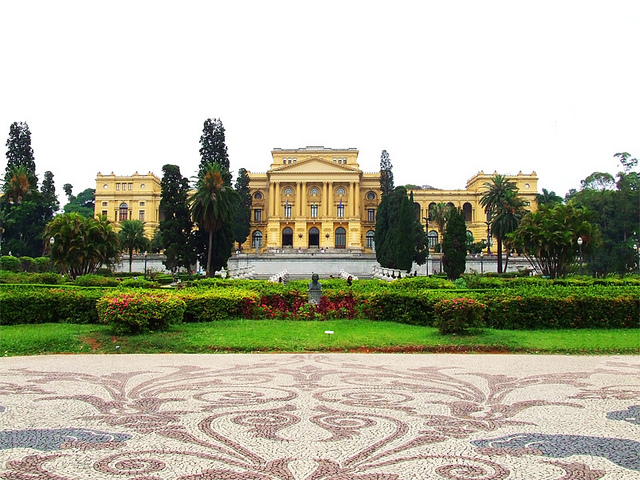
left=0, top=354, right=639, bottom=479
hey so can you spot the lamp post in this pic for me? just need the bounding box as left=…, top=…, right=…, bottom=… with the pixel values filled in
left=480, top=251, right=484, bottom=275
left=577, top=237, right=583, bottom=276
left=634, top=244, right=639, bottom=275
left=423, top=216, right=430, bottom=276
left=143, top=251, right=148, bottom=279
left=49, top=237, right=54, bottom=272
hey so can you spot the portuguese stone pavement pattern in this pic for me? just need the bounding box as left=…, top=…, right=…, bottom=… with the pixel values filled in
left=0, top=354, right=639, bottom=479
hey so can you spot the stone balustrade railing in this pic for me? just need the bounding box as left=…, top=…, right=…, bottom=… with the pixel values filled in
left=371, top=265, right=407, bottom=281
left=269, top=269, right=289, bottom=283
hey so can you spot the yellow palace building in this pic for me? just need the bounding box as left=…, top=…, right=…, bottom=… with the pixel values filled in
left=94, top=147, right=538, bottom=254
left=95, top=171, right=162, bottom=239
left=243, top=147, right=538, bottom=253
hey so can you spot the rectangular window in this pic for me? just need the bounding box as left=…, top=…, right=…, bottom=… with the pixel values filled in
left=102, top=201, right=108, bottom=207
left=139, top=210, right=145, bottom=222
left=337, top=204, right=345, bottom=218
left=128, top=183, right=133, bottom=190
left=254, top=209, right=262, bottom=222
left=139, top=201, right=145, bottom=207
left=310, top=204, right=318, bottom=218
left=116, top=183, right=120, bottom=190
left=101, top=210, right=108, bottom=218
left=284, top=204, right=292, bottom=218
left=368, top=209, right=375, bottom=222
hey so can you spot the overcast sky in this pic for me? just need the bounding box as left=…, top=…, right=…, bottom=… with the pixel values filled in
left=1, top=1, right=639, bottom=201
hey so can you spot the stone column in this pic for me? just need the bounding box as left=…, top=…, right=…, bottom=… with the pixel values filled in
left=354, top=181, right=361, bottom=218
left=301, top=182, right=306, bottom=217
left=349, top=182, right=355, bottom=217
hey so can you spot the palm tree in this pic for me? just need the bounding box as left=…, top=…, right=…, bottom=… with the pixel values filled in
left=44, top=213, right=120, bottom=278
left=2, top=165, right=32, bottom=203
left=536, top=188, right=563, bottom=206
left=428, top=202, right=450, bottom=250
left=491, top=190, right=526, bottom=271
left=480, top=175, right=520, bottom=273
left=118, top=220, right=149, bottom=272
left=189, top=162, right=238, bottom=277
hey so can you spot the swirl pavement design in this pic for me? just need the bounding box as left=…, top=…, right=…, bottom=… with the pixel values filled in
left=0, top=354, right=638, bottom=479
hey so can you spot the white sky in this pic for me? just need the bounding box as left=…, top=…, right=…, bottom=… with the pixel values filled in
left=1, top=1, right=639, bottom=200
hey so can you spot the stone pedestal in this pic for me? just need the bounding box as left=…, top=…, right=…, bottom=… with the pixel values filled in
left=308, top=290, right=322, bottom=305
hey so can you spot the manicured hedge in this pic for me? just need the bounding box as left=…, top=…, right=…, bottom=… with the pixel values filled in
left=176, top=288, right=260, bottom=322
left=482, top=287, right=639, bottom=330
left=0, top=286, right=108, bottom=325
left=0, top=280, right=637, bottom=331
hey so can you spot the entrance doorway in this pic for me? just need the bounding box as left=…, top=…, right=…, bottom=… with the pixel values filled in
left=282, top=227, right=293, bottom=247
left=309, top=227, right=320, bottom=247
left=335, top=227, right=346, bottom=249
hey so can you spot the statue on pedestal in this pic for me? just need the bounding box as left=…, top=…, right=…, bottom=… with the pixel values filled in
left=308, top=273, right=322, bottom=305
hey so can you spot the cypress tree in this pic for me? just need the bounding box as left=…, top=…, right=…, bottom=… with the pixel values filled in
left=442, top=207, right=467, bottom=280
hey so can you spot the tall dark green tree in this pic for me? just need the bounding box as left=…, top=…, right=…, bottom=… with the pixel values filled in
left=375, top=186, right=423, bottom=271
left=194, top=119, right=235, bottom=272
left=232, top=168, right=252, bottom=249
left=190, top=162, right=239, bottom=277
left=569, top=153, right=639, bottom=275
left=441, top=207, right=467, bottom=280
left=379, top=150, right=394, bottom=196
left=199, top=118, right=231, bottom=183
left=0, top=124, right=56, bottom=256
left=62, top=187, right=95, bottom=218
left=4, top=122, right=37, bottom=186
left=40, top=171, right=59, bottom=213
left=158, top=164, right=195, bottom=272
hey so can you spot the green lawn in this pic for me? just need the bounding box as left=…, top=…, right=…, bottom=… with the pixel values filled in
left=1, top=320, right=638, bottom=356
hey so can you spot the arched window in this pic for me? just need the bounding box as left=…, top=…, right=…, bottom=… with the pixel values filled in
left=428, top=230, right=439, bottom=248
left=309, top=227, right=319, bottom=247
left=252, top=230, right=263, bottom=248
left=119, top=202, right=128, bottom=221
left=282, top=227, right=293, bottom=247
left=335, top=227, right=346, bottom=249
left=446, top=202, right=455, bottom=209
left=463, top=202, right=472, bottom=222
left=366, top=230, right=375, bottom=249
left=310, top=187, right=319, bottom=196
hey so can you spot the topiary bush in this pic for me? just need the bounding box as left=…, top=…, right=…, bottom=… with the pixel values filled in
left=97, top=291, right=186, bottom=334
left=433, top=297, right=486, bottom=334
left=75, top=274, right=120, bottom=287
left=118, top=278, right=161, bottom=289
left=0, top=256, right=21, bottom=272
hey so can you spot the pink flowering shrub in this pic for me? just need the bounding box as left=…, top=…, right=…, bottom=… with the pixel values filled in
left=97, top=292, right=186, bottom=334
left=433, top=297, right=486, bottom=334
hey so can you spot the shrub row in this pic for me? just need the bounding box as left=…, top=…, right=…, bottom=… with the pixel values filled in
left=1, top=283, right=638, bottom=331
left=0, top=286, right=107, bottom=325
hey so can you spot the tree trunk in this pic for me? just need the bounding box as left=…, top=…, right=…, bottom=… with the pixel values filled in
left=496, top=238, right=503, bottom=274
left=129, top=250, right=133, bottom=273
left=503, top=249, right=511, bottom=272
left=206, top=230, right=213, bottom=277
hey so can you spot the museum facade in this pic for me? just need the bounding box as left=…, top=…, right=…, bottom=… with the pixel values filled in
left=94, top=147, right=539, bottom=254
left=243, top=147, right=538, bottom=253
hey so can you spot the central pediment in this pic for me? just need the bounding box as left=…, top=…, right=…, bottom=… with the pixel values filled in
left=270, top=157, right=361, bottom=175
